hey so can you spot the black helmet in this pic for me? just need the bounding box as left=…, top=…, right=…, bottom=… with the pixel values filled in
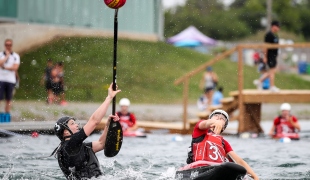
left=54, top=116, right=75, bottom=141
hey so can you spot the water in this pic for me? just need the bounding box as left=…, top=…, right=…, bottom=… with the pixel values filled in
left=0, top=121, right=310, bottom=180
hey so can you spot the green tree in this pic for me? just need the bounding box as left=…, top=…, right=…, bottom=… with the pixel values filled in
left=164, top=0, right=251, bottom=40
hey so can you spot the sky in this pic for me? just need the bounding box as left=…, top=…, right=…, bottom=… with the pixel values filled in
left=162, top=0, right=234, bottom=9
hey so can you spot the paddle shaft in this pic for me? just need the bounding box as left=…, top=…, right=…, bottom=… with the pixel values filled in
left=112, top=9, right=118, bottom=115
left=104, top=9, right=123, bottom=157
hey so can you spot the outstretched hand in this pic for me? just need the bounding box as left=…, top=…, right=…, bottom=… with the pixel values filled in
left=107, top=83, right=121, bottom=99
left=210, top=119, right=224, bottom=135
left=108, top=114, right=120, bottom=122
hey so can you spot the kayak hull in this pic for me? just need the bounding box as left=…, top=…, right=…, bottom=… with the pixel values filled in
left=273, top=133, right=299, bottom=140
left=123, top=131, right=147, bottom=138
left=175, top=161, right=246, bottom=180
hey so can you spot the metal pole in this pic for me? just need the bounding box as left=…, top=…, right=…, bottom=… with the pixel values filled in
left=266, top=0, right=272, bottom=31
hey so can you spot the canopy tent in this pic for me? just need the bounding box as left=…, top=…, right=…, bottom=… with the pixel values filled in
left=167, top=26, right=216, bottom=47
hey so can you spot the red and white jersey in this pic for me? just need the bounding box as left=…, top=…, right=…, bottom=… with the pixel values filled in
left=117, top=112, right=136, bottom=131
left=192, top=133, right=227, bottom=163
left=274, top=115, right=298, bottom=134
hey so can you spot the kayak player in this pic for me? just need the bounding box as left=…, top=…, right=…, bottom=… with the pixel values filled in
left=117, top=98, right=138, bottom=131
left=187, top=109, right=259, bottom=180
left=269, top=103, right=301, bottom=138
left=52, top=84, right=121, bottom=179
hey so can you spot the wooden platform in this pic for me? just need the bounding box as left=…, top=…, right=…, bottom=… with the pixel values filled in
left=195, top=89, right=310, bottom=134
left=230, top=89, right=310, bottom=103
left=98, top=120, right=189, bottom=134
left=0, top=120, right=192, bottom=135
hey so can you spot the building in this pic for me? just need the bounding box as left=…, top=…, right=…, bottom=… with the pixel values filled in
left=0, top=0, right=164, bottom=40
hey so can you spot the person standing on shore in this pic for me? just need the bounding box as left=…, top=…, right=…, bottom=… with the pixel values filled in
left=0, top=39, right=20, bottom=113
left=200, top=66, right=218, bottom=111
left=254, top=21, right=280, bottom=92
left=41, top=58, right=54, bottom=104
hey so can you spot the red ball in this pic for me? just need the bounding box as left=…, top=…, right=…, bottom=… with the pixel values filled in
left=31, top=131, right=39, bottom=138
left=104, top=0, right=126, bottom=9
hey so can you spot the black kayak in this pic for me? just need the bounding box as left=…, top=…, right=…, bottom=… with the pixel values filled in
left=175, top=161, right=247, bottom=180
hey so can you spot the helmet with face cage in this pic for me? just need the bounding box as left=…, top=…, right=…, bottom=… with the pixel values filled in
left=54, top=116, right=75, bottom=141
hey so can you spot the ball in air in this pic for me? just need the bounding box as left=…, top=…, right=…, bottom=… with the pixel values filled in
left=104, top=0, right=126, bottom=9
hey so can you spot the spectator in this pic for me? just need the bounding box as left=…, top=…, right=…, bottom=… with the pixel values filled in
left=0, top=39, right=20, bottom=113
left=212, top=86, right=224, bottom=106
left=200, top=66, right=218, bottom=110
left=197, top=89, right=209, bottom=111
left=41, top=58, right=54, bottom=104
left=56, top=62, right=67, bottom=106
left=49, top=62, right=67, bottom=106
left=254, top=20, right=280, bottom=92
left=252, top=50, right=261, bottom=65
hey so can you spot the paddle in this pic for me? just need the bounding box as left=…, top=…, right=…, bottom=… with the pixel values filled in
left=104, top=9, right=123, bottom=157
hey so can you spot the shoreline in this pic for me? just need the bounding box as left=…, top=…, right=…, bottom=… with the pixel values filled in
left=4, top=100, right=310, bottom=122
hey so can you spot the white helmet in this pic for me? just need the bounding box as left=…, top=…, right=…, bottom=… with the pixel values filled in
left=119, top=98, right=130, bottom=106
left=209, top=109, right=229, bottom=130
left=280, top=103, right=291, bottom=111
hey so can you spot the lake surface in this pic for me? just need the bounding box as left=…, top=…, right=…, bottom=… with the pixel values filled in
left=0, top=121, right=310, bottom=180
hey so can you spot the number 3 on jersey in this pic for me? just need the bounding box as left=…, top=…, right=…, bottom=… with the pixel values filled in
left=207, top=141, right=224, bottom=162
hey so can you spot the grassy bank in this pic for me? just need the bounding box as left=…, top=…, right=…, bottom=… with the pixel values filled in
left=16, top=37, right=310, bottom=103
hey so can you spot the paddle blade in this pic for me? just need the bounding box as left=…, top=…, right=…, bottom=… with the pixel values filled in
left=104, top=120, right=123, bottom=157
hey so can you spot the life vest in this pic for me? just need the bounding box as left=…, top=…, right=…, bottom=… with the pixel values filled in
left=191, top=132, right=227, bottom=163
left=275, top=116, right=297, bottom=134
left=117, top=112, right=134, bottom=130
left=57, top=143, right=102, bottom=180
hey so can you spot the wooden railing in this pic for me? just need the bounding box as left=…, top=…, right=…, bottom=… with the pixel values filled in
left=174, top=43, right=310, bottom=130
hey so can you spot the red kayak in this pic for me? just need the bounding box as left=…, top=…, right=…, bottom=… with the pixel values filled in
left=273, top=132, right=299, bottom=140
left=123, top=131, right=147, bottom=138
left=175, top=160, right=247, bottom=180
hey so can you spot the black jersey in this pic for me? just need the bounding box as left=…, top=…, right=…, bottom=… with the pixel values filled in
left=57, top=128, right=102, bottom=179
left=265, top=31, right=279, bottom=57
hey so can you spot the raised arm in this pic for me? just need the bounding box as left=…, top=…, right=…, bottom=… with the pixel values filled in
left=83, top=84, right=121, bottom=137
left=198, top=117, right=224, bottom=135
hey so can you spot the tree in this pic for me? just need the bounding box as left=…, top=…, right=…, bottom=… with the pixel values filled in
left=164, top=0, right=251, bottom=40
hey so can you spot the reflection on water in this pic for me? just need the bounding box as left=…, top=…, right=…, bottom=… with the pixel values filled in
left=0, top=121, right=310, bottom=180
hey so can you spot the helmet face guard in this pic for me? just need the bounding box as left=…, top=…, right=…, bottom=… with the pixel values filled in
left=54, top=116, right=75, bottom=141
left=209, top=110, right=229, bottom=131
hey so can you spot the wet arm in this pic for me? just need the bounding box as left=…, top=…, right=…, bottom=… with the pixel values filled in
left=83, top=84, right=120, bottom=136
left=92, top=125, right=108, bottom=153
left=228, top=151, right=259, bottom=180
